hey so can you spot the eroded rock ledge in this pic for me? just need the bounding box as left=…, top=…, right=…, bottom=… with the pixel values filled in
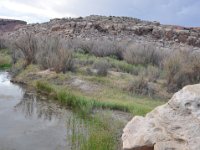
left=122, top=84, right=200, bottom=150
left=0, top=19, right=26, bottom=33
left=4, top=15, right=200, bottom=49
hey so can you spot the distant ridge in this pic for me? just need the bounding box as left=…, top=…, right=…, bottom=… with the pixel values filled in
left=0, top=19, right=27, bottom=33
left=2, top=15, right=200, bottom=49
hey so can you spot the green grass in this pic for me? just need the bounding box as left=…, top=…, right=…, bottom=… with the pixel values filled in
left=35, top=80, right=163, bottom=116
left=0, top=64, right=11, bottom=69
left=36, top=81, right=127, bottom=150
left=4, top=42, right=169, bottom=150
left=14, top=56, right=165, bottom=150
left=86, top=76, right=110, bottom=84
left=36, top=81, right=54, bottom=93
left=81, top=114, right=118, bottom=150
left=36, top=81, right=129, bottom=115
left=0, top=50, right=11, bottom=70
left=13, top=61, right=165, bottom=150
left=16, top=61, right=164, bottom=117
left=66, top=112, right=121, bottom=150
left=74, top=52, right=146, bottom=75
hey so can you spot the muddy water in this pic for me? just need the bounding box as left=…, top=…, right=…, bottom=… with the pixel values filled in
left=0, top=72, right=73, bottom=150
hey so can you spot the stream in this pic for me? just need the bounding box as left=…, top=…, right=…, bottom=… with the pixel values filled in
left=0, top=71, right=74, bottom=150
left=0, top=71, right=131, bottom=150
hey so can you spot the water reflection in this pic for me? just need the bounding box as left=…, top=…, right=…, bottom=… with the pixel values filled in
left=0, top=72, right=23, bottom=99
left=0, top=71, right=11, bottom=85
left=15, top=90, right=64, bottom=121
left=0, top=71, right=73, bottom=150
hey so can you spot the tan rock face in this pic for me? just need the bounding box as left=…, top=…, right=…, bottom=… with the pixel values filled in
left=122, top=84, right=200, bottom=150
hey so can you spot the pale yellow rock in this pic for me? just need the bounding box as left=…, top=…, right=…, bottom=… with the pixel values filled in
left=122, top=84, right=200, bottom=150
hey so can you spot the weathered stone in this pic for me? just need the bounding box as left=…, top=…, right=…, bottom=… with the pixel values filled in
left=152, top=27, right=164, bottom=39
left=2, top=15, right=200, bottom=50
left=187, top=36, right=197, bottom=46
left=164, top=28, right=174, bottom=40
left=122, top=84, right=200, bottom=150
left=0, top=19, right=26, bottom=33
left=51, top=25, right=61, bottom=31
left=176, top=30, right=190, bottom=43
left=195, top=39, right=200, bottom=47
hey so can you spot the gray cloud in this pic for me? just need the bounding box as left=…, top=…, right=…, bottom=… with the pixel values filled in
left=0, top=0, right=199, bottom=26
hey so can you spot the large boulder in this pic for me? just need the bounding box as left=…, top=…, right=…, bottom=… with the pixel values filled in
left=122, top=84, right=200, bottom=150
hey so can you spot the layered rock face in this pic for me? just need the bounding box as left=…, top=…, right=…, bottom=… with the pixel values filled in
left=122, top=84, right=200, bottom=150
left=0, top=19, right=26, bottom=34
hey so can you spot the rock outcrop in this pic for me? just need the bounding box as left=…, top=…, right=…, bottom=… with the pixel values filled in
left=122, top=84, right=200, bottom=150
left=0, top=19, right=26, bottom=34
left=3, top=15, right=200, bottom=50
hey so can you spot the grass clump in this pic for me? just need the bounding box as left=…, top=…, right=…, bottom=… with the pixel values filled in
left=67, top=112, right=121, bottom=150
left=36, top=81, right=54, bottom=93
left=74, top=39, right=123, bottom=59
left=127, top=76, right=149, bottom=95
left=36, top=37, right=74, bottom=73
left=35, top=81, right=128, bottom=114
left=0, top=64, right=11, bottom=69
left=81, top=114, right=118, bottom=150
left=13, top=33, right=74, bottom=73
left=35, top=81, right=161, bottom=116
left=75, top=52, right=146, bottom=75
left=164, top=49, right=200, bottom=92
left=35, top=81, right=130, bottom=150
left=55, top=87, right=130, bottom=115
left=123, top=43, right=166, bottom=67
left=14, top=32, right=38, bottom=66
left=56, top=89, right=93, bottom=117
left=0, top=38, right=6, bottom=49
left=93, top=60, right=110, bottom=76
left=0, top=50, right=11, bottom=69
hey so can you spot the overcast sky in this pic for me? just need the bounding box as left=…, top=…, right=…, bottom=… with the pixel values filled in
left=0, top=0, right=199, bottom=27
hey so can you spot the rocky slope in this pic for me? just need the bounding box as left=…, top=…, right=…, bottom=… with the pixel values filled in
left=0, top=19, right=26, bottom=35
left=2, top=15, right=200, bottom=52
left=122, top=84, right=200, bottom=150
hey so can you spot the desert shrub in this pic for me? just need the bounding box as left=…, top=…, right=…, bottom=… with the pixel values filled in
left=0, top=53, right=11, bottom=69
left=190, top=51, right=200, bottom=81
left=0, top=38, right=6, bottom=49
left=125, top=65, right=161, bottom=97
left=55, top=48, right=74, bottom=73
left=14, top=32, right=38, bottom=66
left=73, top=39, right=94, bottom=54
left=86, top=67, right=94, bottom=76
left=90, top=40, right=123, bottom=59
left=145, top=66, right=161, bottom=82
left=123, top=43, right=167, bottom=66
left=36, top=36, right=74, bottom=73
left=127, top=76, right=149, bottom=95
left=10, top=59, right=27, bottom=76
left=74, top=39, right=124, bottom=59
left=93, top=61, right=110, bottom=76
left=105, top=56, right=144, bottom=75
left=11, top=49, right=24, bottom=64
left=164, top=49, right=200, bottom=92
left=36, top=81, right=54, bottom=93
left=127, top=75, right=159, bottom=97
left=1, top=38, right=22, bottom=64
